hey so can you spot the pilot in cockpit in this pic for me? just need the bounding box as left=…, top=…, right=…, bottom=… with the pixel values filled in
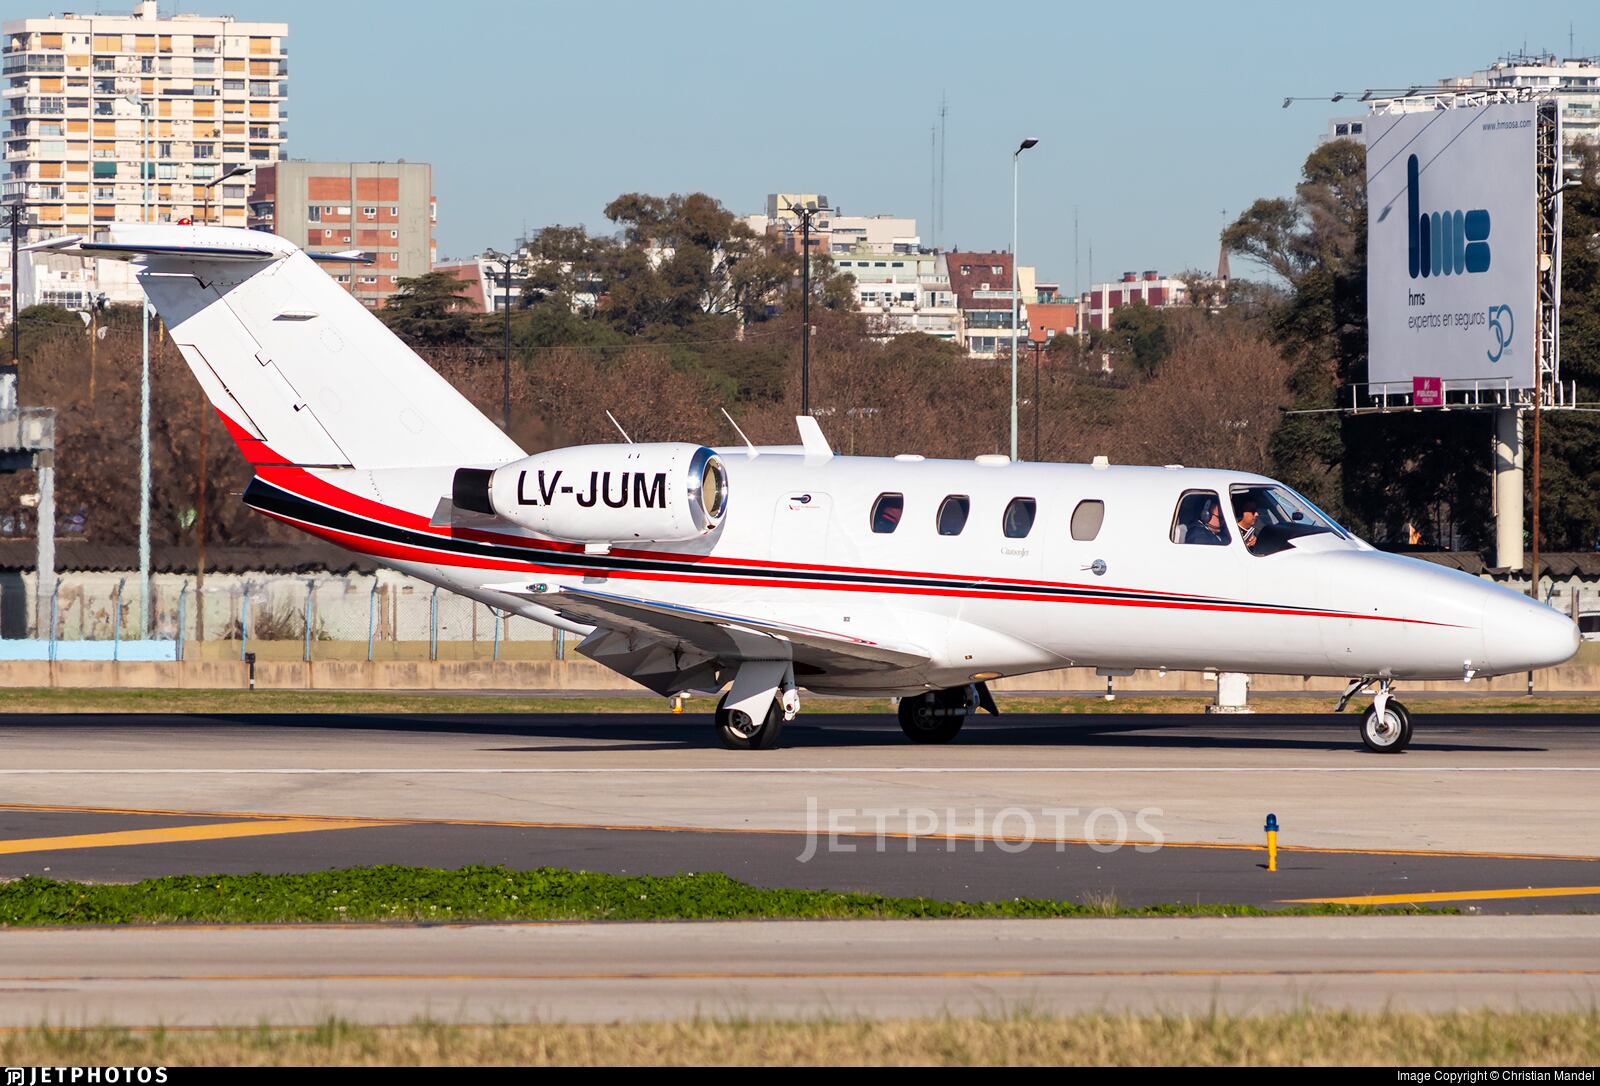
left=1235, top=497, right=1260, bottom=551
left=1185, top=497, right=1228, bottom=545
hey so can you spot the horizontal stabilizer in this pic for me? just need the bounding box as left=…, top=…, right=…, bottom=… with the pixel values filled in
left=24, top=232, right=280, bottom=262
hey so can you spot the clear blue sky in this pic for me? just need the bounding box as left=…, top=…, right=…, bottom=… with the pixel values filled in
left=235, top=0, right=1593, bottom=288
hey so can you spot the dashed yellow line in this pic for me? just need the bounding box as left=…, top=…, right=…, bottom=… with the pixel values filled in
left=0, top=818, right=393, bottom=856
left=1286, top=886, right=1600, bottom=906
left=2, top=802, right=1595, bottom=863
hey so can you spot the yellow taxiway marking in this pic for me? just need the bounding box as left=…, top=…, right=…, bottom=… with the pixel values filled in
left=0, top=818, right=393, bottom=856
left=0, top=802, right=1595, bottom=863
left=1287, top=886, right=1600, bottom=906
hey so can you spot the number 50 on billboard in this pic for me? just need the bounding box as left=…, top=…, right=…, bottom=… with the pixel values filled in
left=1366, top=102, right=1538, bottom=392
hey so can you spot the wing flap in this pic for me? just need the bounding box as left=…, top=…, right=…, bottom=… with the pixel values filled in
left=531, top=585, right=929, bottom=674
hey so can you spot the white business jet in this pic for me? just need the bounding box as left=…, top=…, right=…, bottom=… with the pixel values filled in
left=36, top=225, right=1577, bottom=753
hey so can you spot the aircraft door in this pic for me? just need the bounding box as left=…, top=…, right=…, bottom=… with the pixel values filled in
left=770, top=490, right=835, bottom=566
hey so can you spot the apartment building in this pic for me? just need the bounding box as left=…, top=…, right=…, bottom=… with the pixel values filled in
left=946, top=251, right=1031, bottom=358
left=1080, top=270, right=1189, bottom=332
left=3, top=1, right=286, bottom=304
left=827, top=214, right=919, bottom=255
left=249, top=161, right=435, bottom=309
left=834, top=249, right=958, bottom=343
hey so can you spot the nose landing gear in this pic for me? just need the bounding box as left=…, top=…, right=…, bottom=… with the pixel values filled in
left=1336, top=677, right=1412, bottom=754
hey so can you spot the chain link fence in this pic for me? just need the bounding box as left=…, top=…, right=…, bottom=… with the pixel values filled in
left=32, top=573, right=568, bottom=662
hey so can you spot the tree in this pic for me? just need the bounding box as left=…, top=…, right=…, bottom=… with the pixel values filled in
left=378, top=272, right=474, bottom=347
left=1538, top=139, right=1600, bottom=550
left=1091, top=303, right=1175, bottom=375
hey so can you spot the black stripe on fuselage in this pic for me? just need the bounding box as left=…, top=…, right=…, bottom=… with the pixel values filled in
left=242, top=476, right=1352, bottom=616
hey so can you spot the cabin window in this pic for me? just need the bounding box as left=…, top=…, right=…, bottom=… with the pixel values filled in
left=1003, top=497, right=1036, bottom=539
left=870, top=493, right=904, bottom=534
left=936, top=495, right=971, bottom=536
left=1069, top=499, right=1104, bottom=541
left=1171, top=490, right=1230, bottom=546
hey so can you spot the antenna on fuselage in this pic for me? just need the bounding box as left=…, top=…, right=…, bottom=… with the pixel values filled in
left=720, top=408, right=757, bottom=455
left=605, top=410, right=634, bottom=444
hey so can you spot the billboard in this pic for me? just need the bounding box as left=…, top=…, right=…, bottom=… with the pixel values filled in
left=1366, top=101, right=1538, bottom=392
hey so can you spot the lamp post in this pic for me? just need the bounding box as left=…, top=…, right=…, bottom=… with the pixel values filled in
left=202, top=163, right=253, bottom=225
left=484, top=249, right=520, bottom=431
left=1011, top=137, right=1038, bottom=461
left=3, top=198, right=31, bottom=371
left=784, top=198, right=831, bottom=417
left=125, top=92, right=152, bottom=638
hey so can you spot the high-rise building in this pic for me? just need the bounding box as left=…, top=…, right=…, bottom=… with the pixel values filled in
left=249, top=160, right=435, bottom=309
left=3, top=1, right=287, bottom=304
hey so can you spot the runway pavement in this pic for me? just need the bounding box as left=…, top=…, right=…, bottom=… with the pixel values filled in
left=1, top=710, right=1598, bottom=910
left=3, top=915, right=1598, bottom=1025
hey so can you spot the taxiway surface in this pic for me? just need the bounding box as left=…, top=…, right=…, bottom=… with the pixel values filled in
left=2, top=710, right=1597, bottom=911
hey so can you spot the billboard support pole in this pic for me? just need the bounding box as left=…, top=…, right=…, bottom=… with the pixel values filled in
left=1493, top=407, right=1524, bottom=570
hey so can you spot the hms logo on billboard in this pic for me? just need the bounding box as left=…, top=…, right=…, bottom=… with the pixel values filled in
left=1407, top=154, right=1491, bottom=278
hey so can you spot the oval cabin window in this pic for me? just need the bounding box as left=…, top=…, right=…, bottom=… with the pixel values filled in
left=1070, top=499, right=1106, bottom=542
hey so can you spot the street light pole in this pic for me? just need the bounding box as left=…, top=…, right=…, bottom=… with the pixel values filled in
left=1011, top=138, right=1038, bottom=461
left=202, top=163, right=252, bottom=226
left=485, top=249, right=517, bottom=431
left=128, top=92, right=152, bottom=639
left=786, top=200, right=831, bottom=418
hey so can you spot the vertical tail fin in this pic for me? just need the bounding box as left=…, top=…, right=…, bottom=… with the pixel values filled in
left=47, top=224, right=522, bottom=470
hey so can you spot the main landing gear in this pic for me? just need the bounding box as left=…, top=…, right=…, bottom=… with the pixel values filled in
left=714, top=660, right=799, bottom=750
left=1335, top=678, right=1412, bottom=754
left=897, top=683, right=999, bottom=744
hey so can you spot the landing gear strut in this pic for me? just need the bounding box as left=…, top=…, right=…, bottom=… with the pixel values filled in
left=897, top=683, right=997, bottom=744
left=1336, top=678, right=1412, bottom=754
left=715, top=660, right=798, bottom=751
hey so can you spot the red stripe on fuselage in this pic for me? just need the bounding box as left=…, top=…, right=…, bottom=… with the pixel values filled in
left=252, top=489, right=1452, bottom=628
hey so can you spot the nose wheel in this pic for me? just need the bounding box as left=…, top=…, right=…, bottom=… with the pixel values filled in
left=1339, top=678, right=1412, bottom=754
left=1359, top=698, right=1411, bottom=753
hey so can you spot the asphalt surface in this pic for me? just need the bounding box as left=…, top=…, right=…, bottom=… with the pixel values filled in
left=4, top=916, right=1598, bottom=1024
left=1, top=710, right=1597, bottom=911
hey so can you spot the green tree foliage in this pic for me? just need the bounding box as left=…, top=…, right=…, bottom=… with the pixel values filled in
left=378, top=272, right=475, bottom=348
left=1539, top=141, right=1600, bottom=550
left=1091, top=303, right=1174, bottom=375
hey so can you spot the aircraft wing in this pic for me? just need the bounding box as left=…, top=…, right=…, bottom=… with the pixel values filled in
left=543, top=585, right=929, bottom=675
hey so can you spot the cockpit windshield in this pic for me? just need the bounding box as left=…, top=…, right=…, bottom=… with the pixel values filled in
left=1230, top=484, right=1350, bottom=556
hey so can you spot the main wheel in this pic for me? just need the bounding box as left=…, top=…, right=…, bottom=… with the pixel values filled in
left=716, top=693, right=785, bottom=750
left=898, top=687, right=971, bottom=744
left=1359, top=698, right=1412, bottom=754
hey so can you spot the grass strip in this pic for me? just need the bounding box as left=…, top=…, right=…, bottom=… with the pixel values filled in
left=0, top=864, right=1431, bottom=925
left=3, top=1010, right=1596, bottom=1065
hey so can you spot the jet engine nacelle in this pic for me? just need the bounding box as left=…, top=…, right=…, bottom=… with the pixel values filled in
left=452, top=443, right=728, bottom=544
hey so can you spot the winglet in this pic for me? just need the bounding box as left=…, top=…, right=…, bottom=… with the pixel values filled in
left=796, top=415, right=833, bottom=459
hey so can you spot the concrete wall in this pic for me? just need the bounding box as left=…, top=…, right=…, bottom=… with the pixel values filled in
left=3, top=658, right=1596, bottom=695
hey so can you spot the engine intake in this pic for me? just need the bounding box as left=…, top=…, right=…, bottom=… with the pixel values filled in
left=454, top=443, right=727, bottom=544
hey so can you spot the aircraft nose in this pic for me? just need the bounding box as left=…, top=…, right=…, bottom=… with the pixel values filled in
left=1483, top=591, right=1579, bottom=672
